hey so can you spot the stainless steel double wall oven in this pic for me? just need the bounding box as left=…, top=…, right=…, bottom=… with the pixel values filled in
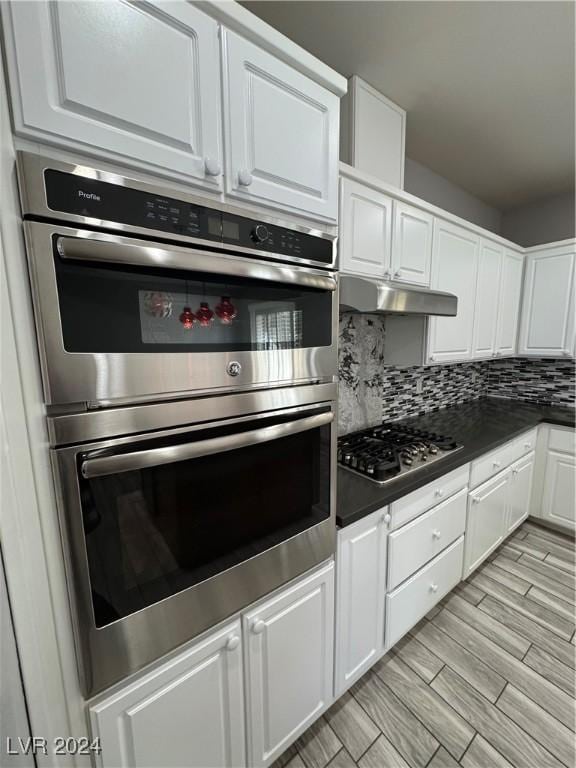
left=18, top=153, right=338, bottom=695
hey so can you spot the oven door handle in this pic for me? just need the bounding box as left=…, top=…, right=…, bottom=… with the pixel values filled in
left=56, top=237, right=337, bottom=292
left=80, top=411, right=334, bottom=479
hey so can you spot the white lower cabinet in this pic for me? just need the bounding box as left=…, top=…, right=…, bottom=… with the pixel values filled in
left=386, top=536, right=464, bottom=648
left=388, top=488, right=467, bottom=591
left=244, top=562, right=334, bottom=767
left=464, top=470, right=510, bottom=577
left=90, top=562, right=335, bottom=768
left=541, top=451, right=576, bottom=531
left=334, top=509, right=388, bottom=696
left=506, top=452, right=535, bottom=534
left=89, top=620, right=246, bottom=768
left=531, top=425, right=575, bottom=532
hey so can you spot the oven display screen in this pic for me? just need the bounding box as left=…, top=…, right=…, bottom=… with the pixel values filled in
left=222, top=219, right=240, bottom=241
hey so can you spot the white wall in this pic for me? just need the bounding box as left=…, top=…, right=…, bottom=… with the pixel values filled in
left=404, top=157, right=502, bottom=235
left=501, top=191, right=575, bottom=247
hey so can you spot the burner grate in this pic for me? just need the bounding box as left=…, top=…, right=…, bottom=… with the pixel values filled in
left=338, top=422, right=462, bottom=484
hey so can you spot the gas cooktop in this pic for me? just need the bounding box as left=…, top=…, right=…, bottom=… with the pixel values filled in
left=337, top=423, right=462, bottom=485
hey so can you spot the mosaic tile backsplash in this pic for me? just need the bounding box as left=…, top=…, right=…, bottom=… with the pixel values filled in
left=338, top=313, right=576, bottom=435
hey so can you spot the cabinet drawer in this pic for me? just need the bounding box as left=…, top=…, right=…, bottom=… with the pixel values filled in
left=390, top=465, right=469, bottom=530
left=386, top=537, right=464, bottom=649
left=388, top=488, right=467, bottom=591
left=548, top=426, right=575, bottom=455
left=470, top=428, right=537, bottom=488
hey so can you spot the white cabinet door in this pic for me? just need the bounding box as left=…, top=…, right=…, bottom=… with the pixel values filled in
left=339, top=177, right=392, bottom=277
left=472, top=240, right=502, bottom=358
left=518, top=248, right=575, bottom=357
left=335, top=510, right=387, bottom=696
left=495, top=250, right=524, bottom=357
left=507, top=453, right=535, bottom=534
left=541, top=450, right=576, bottom=532
left=428, top=220, right=479, bottom=363
left=2, top=0, right=223, bottom=188
left=90, top=621, right=245, bottom=768
left=222, top=30, right=339, bottom=223
left=391, top=201, right=433, bottom=286
left=463, top=471, right=510, bottom=577
left=244, top=562, right=334, bottom=767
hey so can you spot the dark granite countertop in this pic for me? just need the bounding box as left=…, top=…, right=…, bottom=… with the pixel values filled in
left=337, top=397, right=575, bottom=527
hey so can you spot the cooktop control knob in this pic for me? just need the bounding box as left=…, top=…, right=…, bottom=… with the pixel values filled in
left=251, top=224, right=269, bottom=243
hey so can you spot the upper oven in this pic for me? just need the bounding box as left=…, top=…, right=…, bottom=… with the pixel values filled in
left=17, top=153, right=338, bottom=408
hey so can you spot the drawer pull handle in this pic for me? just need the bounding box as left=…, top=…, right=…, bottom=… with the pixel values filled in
left=430, top=583, right=439, bottom=593
left=251, top=620, right=265, bottom=635
left=492, top=461, right=502, bottom=468
left=226, top=635, right=240, bottom=651
left=432, top=529, right=442, bottom=540
left=435, top=488, right=444, bottom=498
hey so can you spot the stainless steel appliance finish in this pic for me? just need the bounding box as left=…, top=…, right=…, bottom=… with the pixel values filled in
left=17, top=152, right=338, bottom=408
left=52, top=387, right=337, bottom=696
left=339, top=275, right=458, bottom=316
left=17, top=152, right=337, bottom=269
left=21, top=221, right=338, bottom=409
left=338, top=423, right=462, bottom=484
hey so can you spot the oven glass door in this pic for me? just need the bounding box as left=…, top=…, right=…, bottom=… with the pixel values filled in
left=53, top=236, right=334, bottom=354
left=77, top=407, right=332, bottom=628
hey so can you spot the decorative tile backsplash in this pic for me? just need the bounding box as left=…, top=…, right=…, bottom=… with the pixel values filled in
left=338, top=313, right=575, bottom=434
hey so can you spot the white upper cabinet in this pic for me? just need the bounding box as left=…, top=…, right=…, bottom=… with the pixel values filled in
left=243, top=562, right=334, bottom=767
left=335, top=509, right=388, bottom=696
left=518, top=245, right=575, bottom=357
left=495, top=250, right=524, bottom=357
left=341, top=76, right=406, bottom=189
left=339, top=176, right=392, bottom=277
left=472, top=240, right=502, bottom=358
left=391, top=201, right=433, bottom=286
left=222, top=30, right=339, bottom=223
left=428, top=220, right=479, bottom=363
left=2, top=0, right=223, bottom=188
left=90, top=621, right=246, bottom=768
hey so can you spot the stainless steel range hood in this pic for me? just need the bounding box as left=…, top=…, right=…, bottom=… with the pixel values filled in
left=339, top=275, right=458, bottom=316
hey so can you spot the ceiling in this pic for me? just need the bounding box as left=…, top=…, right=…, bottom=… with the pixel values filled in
left=242, top=1, right=575, bottom=210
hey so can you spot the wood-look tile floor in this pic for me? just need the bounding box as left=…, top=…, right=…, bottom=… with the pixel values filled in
left=274, top=521, right=576, bottom=768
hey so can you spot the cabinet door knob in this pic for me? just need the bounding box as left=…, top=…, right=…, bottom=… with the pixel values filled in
left=394, top=270, right=401, bottom=278
left=383, top=512, right=391, bottom=526
left=429, top=354, right=436, bottom=362
left=492, top=461, right=502, bottom=468
left=512, top=468, right=519, bottom=476
left=204, top=157, right=221, bottom=176
left=434, top=488, right=444, bottom=498
left=432, top=529, right=442, bottom=540
left=251, top=619, right=265, bottom=635
left=226, top=635, right=240, bottom=651
left=430, top=583, right=439, bottom=593
left=524, top=442, right=531, bottom=449
left=238, top=169, right=253, bottom=187
left=472, top=497, right=480, bottom=504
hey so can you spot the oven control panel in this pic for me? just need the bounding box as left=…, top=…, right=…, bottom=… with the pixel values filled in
left=43, top=170, right=333, bottom=265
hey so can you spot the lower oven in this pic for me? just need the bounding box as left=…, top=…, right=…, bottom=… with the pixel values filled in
left=50, top=384, right=336, bottom=696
